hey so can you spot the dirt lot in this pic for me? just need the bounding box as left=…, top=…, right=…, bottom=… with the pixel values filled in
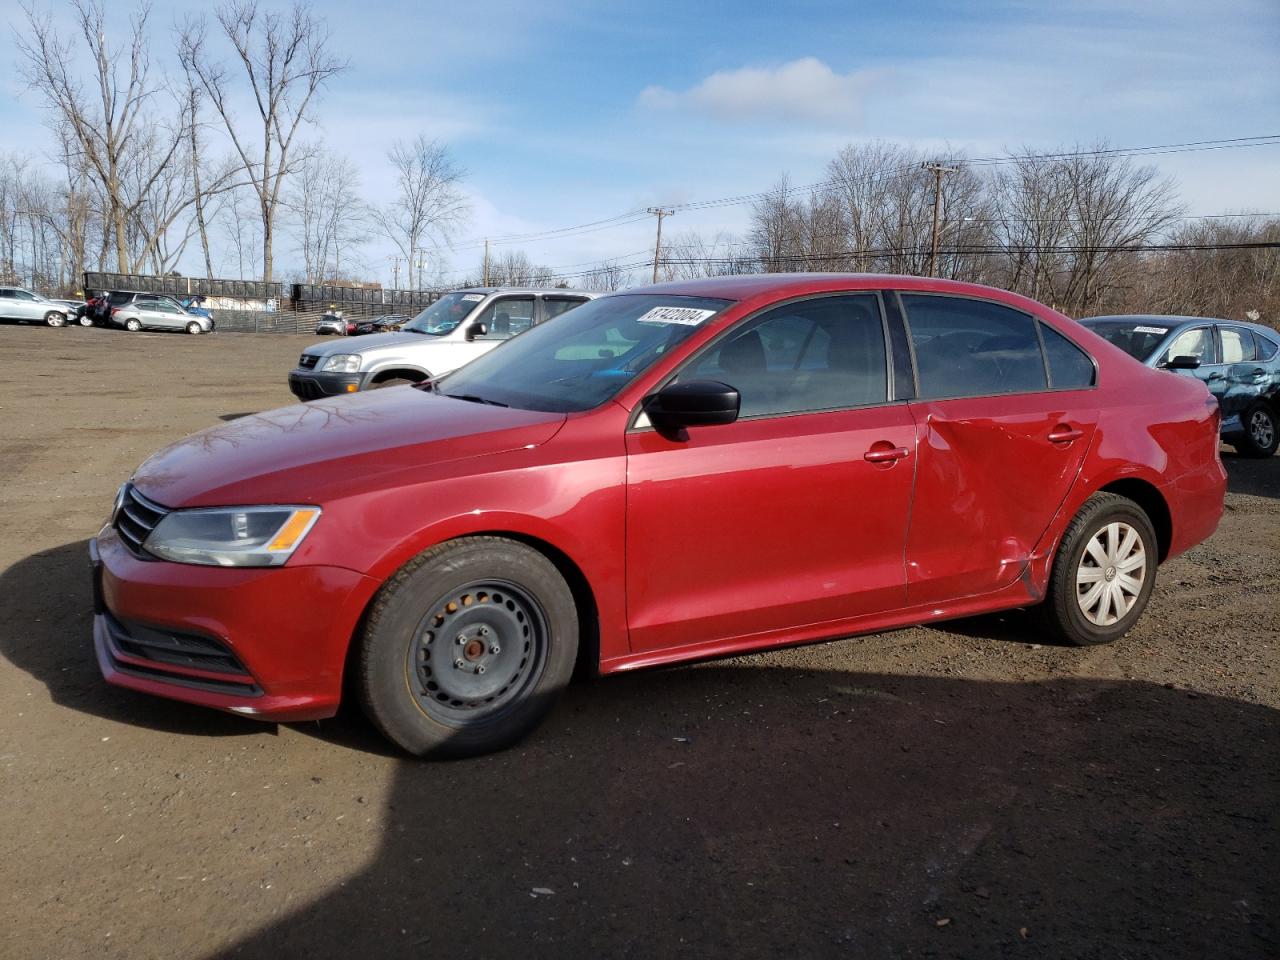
left=0, top=324, right=1276, bottom=960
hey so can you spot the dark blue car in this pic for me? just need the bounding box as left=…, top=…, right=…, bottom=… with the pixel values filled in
left=1080, top=315, right=1280, bottom=458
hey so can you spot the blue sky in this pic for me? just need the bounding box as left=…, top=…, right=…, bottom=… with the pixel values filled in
left=4, top=0, right=1279, bottom=283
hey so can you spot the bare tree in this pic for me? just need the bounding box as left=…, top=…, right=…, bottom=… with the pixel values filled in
left=579, top=258, right=633, bottom=291
left=289, top=150, right=368, bottom=283
left=178, top=1, right=345, bottom=281
left=18, top=0, right=189, bottom=273
left=372, top=136, right=468, bottom=289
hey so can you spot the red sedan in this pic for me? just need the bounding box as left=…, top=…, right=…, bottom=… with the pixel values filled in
left=91, top=275, right=1226, bottom=756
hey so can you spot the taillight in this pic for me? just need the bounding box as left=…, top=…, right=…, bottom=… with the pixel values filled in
left=110, top=307, right=119, bottom=315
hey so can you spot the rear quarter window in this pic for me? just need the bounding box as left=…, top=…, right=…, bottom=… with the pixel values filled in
left=1040, top=323, right=1096, bottom=389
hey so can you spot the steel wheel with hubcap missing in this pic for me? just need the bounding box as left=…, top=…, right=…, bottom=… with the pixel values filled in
left=1075, top=521, right=1146, bottom=626
left=1039, top=492, right=1158, bottom=645
left=359, top=537, right=579, bottom=757
left=408, top=580, right=548, bottom=723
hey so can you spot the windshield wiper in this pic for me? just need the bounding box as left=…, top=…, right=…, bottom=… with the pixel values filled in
left=445, top=393, right=509, bottom=407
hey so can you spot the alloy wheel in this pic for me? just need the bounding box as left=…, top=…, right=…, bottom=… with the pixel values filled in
left=1250, top=408, right=1275, bottom=450
left=1076, top=521, right=1147, bottom=626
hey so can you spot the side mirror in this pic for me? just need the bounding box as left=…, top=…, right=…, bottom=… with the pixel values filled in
left=1163, top=355, right=1201, bottom=370
left=465, top=321, right=488, bottom=341
left=643, top=380, right=740, bottom=435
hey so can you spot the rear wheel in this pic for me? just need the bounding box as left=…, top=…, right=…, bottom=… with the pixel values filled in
left=1039, top=492, right=1157, bottom=646
left=124, top=318, right=141, bottom=332
left=358, top=537, right=579, bottom=757
left=1233, top=402, right=1278, bottom=458
left=45, top=311, right=65, bottom=327
left=185, top=321, right=202, bottom=335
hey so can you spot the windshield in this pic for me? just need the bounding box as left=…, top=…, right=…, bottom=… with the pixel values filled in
left=1080, top=319, right=1173, bottom=361
left=403, top=292, right=486, bottom=336
left=439, top=294, right=733, bottom=413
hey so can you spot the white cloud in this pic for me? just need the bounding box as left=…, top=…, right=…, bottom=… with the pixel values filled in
left=639, top=58, right=877, bottom=126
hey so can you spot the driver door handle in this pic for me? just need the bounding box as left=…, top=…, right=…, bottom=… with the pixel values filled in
left=863, top=445, right=911, bottom=464
left=1047, top=424, right=1084, bottom=444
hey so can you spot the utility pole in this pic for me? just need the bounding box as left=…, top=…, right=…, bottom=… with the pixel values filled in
left=391, top=256, right=402, bottom=289
left=922, top=162, right=958, bottom=277
left=647, top=207, right=674, bottom=284
left=482, top=239, right=490, bottom=287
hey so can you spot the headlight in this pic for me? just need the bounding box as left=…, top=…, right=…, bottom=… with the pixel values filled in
left=145, top=506, right=321, bottom=567
left=321, top=353, right=360, bottom=373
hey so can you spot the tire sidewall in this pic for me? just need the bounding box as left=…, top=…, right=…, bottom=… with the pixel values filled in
left=186, top=322, right=201, bottom=335
left=361, top=540, right=578, bottom=757
left=1054, top=499, right=1158, bottom=645
left=125, top=319, right=141, bottom=332
left=45, top=311, right=64, bottom=327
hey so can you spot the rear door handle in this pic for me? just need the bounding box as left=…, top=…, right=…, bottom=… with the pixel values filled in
left=863, top=445, right=911, bottom=464
left=1205, top=372, right=1227, bottom=382
left=1047, top=425, right=1084, bottom=444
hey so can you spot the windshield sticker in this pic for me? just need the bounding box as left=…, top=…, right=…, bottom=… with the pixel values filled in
left=461, top=293, right=485, bottom=302
left=1133, top=325, right=1169, bottom=335
left=636, top=306, right=717, bottom=326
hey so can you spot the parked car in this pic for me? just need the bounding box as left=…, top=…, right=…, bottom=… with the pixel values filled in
left=0, top=287, right=70, bottom=326
left=288, top=287, right=597, bottom=400
left=93, top=274, right=1226, bottom=757
left=49, top=298, right=86, bottom=323
left=110, top=299, right=213, bottom=334
left=89, top=291, right=194, bottom=326
left=177, top=295, right=212, bottom=319
left=353, top=314, right=411, bottom=335
left=1080, top=315, right=1280, bottom=457
left=314, top=312, right=355, bottom=336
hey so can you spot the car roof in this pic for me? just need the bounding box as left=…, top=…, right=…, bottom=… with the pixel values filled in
left=454, top=287, right=597, bottom=296
left=1082, top=314, right=1280, bottom=340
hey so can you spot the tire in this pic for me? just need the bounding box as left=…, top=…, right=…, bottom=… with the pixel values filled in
left=124, top=318, right=141, bottom=332
left=358, top=537, right=579, bottom=757
left=185, top=321, right=202, bottom=335
left=45, top=311, right=65, bottom=327
left=372, top=376, right=417, bottom=389
left=1038, top=492, right=1158, bottom=646
left=78, top=315, right=94, bottom=327
left=1232, top=402, right=1278, bottom=458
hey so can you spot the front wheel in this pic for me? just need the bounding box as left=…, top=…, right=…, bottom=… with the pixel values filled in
left=78, top=314, right=94, bottom=327
left=45, top=311, right=65, bottom=327
left=1233, top=403, right=1278, bottom=458
left=124, top=318, right=141, bottom=332
left=1038, top=492, right=1158, bottom=646
left=358, top=537, right=579, bottom=757
left=185, top=321, right=202, bottom=335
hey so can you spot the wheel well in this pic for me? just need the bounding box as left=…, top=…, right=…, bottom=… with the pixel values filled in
left=486, top=532, right=601, bottom=680
left=1099, top=478, right=1172, bottom=562
left=370, top=368, right=427, bottom=384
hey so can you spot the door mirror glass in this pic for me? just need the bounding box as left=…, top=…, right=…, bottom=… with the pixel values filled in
left=644, top=380, right=740, bottom=435
left=1163, top=355, right=1202, bottom=370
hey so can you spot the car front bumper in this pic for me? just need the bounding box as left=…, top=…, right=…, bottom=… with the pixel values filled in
left=90, top=531, right=380, bottom=722
left=288, top=368, right=368, bottom=400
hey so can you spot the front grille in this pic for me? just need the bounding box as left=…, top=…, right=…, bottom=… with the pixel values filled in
left=113, top=484, right=168, bottom=559
left=102, top=612, right=261, bottom=696
left=298, top=353, right=318, bottom=369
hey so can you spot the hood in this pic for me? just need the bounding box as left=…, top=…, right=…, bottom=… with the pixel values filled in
left=132, top=388, right=565, bottom=508
left=302, top=330, right=433, bottom=358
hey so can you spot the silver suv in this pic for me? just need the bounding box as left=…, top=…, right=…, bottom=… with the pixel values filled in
left=0, top=287, right=70, bottom=327
left=288, top=287, right=596, bottom=400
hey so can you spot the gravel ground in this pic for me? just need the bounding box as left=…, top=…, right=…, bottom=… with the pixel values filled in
left=0, top=324, right=1276, bottom=960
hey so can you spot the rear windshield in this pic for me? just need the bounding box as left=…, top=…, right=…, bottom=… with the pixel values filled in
left=1080, top=319, right=1172, bottom=361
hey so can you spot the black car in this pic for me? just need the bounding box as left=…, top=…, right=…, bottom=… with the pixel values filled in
left=1080, top=315, right=1280, bottom=457
left=353, top=314, right=410, bottom=336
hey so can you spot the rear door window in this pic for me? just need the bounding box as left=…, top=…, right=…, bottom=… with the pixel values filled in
left=901, top=295, right=1047, bottom=399
left=1219, top=326, right=1255, bottom=363
left=543, top=297, right=589, bottom=322
left=1039, top=323, right=1096, bottom=389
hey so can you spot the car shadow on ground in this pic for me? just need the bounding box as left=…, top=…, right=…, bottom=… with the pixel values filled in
left=2, top=541, right=1276, bottom=958
left=1221, top=448, right=1280, bottom=500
